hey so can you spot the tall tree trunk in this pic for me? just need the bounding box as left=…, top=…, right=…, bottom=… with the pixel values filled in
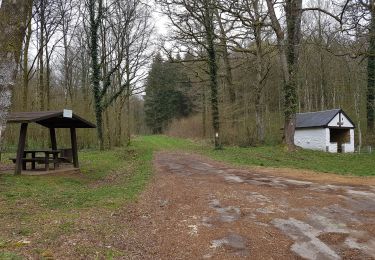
left=46, top=45, right=51, bottom=110
left=215, top=8, right=235, bottom=103
left=205, top=1, right=221, bottom=149
left=202, top=83, right=207, bottom=138
left=80, top=41, right=89, bottom=114
left=367, top=3, right=375, bottom=139
left=116, top=95, right=125, bottom=146
left=207, top=46, right=221, bottom=149
left=115, top=67, right=124, bottom=146
left=207, top=44, right=221, bottom=148
left=88, top=0, right=104, bottom=150
left=91, top=31, right=104, bottom=150
left=95, top=107, right=104, bottom=150
left=63, top=20, right=70, bottom=107
left=284, top=0, right=302, bottom=149
left=22, top=12, right=32, bottom=111
left=125, top=50, right=131, bottom=146
left=254, top=0, right=265, bottom=144
left=105, top=108, right=111, bottom=148
left=317, top=4, right=326, bottom=111
left=0, top=0, right=33, bottom=141
left=126, top=93, right=131, bottom=146
left=254, top=40, right=265, bottom=144
left=266, top=0, right=302, bottom=150
left=38, top=0, right=45, bottom=111
left=351, top=60, right=363, bottom=152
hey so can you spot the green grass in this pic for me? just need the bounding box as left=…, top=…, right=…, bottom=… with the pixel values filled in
left=137, top=135, right=375, bottom=176
left=0, top=141, right=155, bottom=258
left=205, top=145, right=375, bottom=176
left=1, top=144, right=153, bottom=211
left=0, top=252, right=23, bottom=260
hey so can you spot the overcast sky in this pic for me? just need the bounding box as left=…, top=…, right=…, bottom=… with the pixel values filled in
left=150, top=1, right=169, bottom=36
left=0, top=0, right=169, bottom=35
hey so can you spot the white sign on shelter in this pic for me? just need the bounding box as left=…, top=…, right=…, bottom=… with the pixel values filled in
left=63, top=109, right=73, bottom=118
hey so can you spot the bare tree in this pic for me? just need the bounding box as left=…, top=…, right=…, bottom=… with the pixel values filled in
left=345, top=0, right=375, bottom=140
left=110, top=0, right=154, bottom=146
left=219, top=0, right=273, bottom=144
left=158, top=0, right=223, bottom=149
left=22, top=4, right=34, bottom=111
left=265, top=0, right=303, bottom=150
left=86, top=0, right=153, bottom=149
left=34, top=0, right=61, bottom=110
left=57, top=0, right=79, bottom=106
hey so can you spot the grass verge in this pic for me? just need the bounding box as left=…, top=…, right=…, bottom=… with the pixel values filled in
left=138, top=135, right=375, bottom=177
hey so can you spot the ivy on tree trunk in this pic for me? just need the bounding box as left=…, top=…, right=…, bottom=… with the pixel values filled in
left=367, top=4, right=375, bottom=137
left=205, top=1, right=221, bottom=150
left=266, top=0, right=302, bottom=150
left=88, top=0, right=105, bottom=150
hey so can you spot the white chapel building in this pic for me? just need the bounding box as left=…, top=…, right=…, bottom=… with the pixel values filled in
left=294, top=109, right=355, bottom=153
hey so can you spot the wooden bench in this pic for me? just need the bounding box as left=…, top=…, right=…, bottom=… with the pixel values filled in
left=58, top=148, right=73, bottom=163
left=10, top=157, right=61, bottom=171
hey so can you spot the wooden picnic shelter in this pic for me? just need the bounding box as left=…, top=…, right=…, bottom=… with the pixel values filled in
left=6, top=110, right=96, bottom=175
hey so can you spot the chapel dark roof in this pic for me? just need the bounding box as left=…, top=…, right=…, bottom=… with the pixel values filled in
left=7, top=111, right=96, bottom=128
left=296, top=109, right=347, bottom=128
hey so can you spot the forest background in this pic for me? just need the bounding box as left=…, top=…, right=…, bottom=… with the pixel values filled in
left=2, top=0, right=374, bottom=151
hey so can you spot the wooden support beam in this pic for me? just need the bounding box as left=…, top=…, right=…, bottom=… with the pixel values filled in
left=50, top=127, right=58, bottom=168
left=15, top=123, right=28, bottom=175
left=70, top=128, right=79, bottom=168
left=31, top=152, right=36, bottom=169
left=49, top=128, right=57, bottom=150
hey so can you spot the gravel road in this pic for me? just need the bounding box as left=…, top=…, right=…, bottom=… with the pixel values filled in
left=130, top=152, right=375, bottom=259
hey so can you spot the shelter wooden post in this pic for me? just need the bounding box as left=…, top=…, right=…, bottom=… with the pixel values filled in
left=49, top=128, right=57, bottom=150
left=70, top=128, right=79, bottom=168
left=15, top=123, right=28, bottom=175
left=50, top=128, right=58, bottom=168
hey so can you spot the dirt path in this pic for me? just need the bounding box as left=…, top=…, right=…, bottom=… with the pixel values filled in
left=131, top=151, right=375, bottom=260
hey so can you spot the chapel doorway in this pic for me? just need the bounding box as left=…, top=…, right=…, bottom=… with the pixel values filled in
left=330, top=128, right=350, bottom=153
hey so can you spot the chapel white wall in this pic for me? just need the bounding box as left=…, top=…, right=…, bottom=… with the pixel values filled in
left=294, top=128, right=327, bottom=151
left=342, top=129, right=355, bottom=153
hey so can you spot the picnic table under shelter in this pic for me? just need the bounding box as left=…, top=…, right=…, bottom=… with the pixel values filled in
left=6, top=110, right=96, bottom=175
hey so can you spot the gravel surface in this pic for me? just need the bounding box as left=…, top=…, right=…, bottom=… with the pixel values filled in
left=129, top=152, right=375, bottom=259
